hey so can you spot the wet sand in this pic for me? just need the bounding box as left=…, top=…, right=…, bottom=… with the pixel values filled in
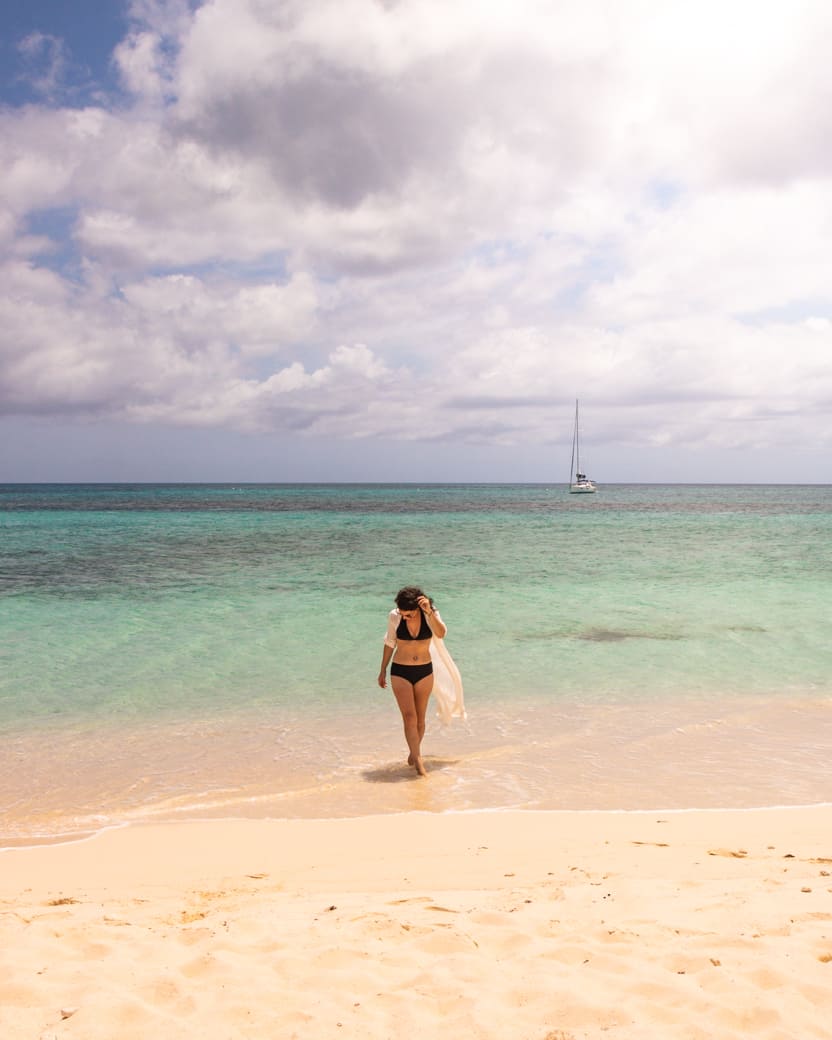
left=4, top=693, right=832, bottom=844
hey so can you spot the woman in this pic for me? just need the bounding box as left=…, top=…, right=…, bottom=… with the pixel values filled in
left=378, top=586, right=450, bottom=777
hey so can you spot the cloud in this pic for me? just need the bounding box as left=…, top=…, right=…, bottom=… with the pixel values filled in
left=173, top=3, right=601, bottom=206
left=2, top=0, right=832, bottom=476
left=121, top=272, right=319, bottom=355
left=16, top=32, right=77, bottom=101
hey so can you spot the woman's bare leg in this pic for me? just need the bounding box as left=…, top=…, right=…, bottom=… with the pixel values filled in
left=413, top=674, right=433, bottom=754
left=391, top=675, right=432, bottom=776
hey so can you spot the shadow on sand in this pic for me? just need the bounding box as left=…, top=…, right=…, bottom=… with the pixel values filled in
left=362, top=758, right=459, bottom=784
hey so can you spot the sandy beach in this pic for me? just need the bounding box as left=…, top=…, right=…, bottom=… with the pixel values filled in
left=2, top=807, right=831, bottom=1039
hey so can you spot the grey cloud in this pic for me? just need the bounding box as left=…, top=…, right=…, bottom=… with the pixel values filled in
left=430, top=418, right=527, bottom=443
left=172, top=16, right=609, bottom=217
left=443, top=394, right=557, bottom=410
left=175, top=60, right=465, bottom=209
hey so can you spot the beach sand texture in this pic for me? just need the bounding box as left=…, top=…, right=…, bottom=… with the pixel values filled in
left=2, top=808, right=832, bottom=1039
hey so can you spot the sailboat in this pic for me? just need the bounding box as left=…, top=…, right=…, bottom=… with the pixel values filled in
left=568, top=399, right=597, bottom=493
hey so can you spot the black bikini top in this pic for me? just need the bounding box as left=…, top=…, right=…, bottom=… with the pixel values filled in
left=396, top=610, right=432, bottom=641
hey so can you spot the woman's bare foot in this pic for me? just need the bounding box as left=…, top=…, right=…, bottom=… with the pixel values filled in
left=413, top=756, right=427, bottom=777
left=407, top=754, right=414, bottom=766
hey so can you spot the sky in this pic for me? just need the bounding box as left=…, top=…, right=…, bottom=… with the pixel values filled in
left=1, top=0, right=831, bottom=483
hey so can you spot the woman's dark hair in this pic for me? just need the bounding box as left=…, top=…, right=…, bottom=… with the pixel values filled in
left=395, top=586, right=434, bottom=611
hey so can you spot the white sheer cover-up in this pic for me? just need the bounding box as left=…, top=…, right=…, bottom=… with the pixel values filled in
left=429, top=635, right=466, bottom=724
left=384, top=609, right=466, bottom=724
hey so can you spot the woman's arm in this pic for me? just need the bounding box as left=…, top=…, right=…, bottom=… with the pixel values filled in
left=378, top=643, right=395, bottom=688
left=418, top=595, right=447, bottom=639
left=426, top=611, right=447, bottom=639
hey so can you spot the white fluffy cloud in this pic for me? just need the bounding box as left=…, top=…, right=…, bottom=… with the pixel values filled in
left=2, top=0, right=832, bottom=477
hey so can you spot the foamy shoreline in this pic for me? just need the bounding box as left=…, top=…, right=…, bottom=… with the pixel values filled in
left=3, top=807, right=832, bottom=1039
left=4, top=798, right=832, bottom=853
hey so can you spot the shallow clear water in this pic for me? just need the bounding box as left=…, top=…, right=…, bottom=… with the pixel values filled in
left=2, top=483, right=831, bottom=842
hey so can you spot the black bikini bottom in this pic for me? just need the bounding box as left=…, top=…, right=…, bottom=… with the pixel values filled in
left=390, top=661, right=434, bottom=684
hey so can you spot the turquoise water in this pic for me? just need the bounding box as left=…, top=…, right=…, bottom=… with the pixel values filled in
left=2, top=483, right=832, bottom=840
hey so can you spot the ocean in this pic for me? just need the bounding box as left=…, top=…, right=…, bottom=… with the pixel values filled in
left=2, top=483, right=831, bottom=844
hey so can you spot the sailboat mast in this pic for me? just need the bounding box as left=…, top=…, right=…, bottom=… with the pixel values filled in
left=569, top=399, right=578, bottom=484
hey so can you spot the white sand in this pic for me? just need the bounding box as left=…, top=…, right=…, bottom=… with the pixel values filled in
left=2, top=808, right=832, bottom=1039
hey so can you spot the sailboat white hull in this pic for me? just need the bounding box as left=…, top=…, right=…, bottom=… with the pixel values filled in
left=569, top=482, right=597, bottom=494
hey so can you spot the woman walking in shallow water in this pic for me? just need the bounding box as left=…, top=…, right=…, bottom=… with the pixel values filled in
left=378, top=586, right=448, bottom=777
